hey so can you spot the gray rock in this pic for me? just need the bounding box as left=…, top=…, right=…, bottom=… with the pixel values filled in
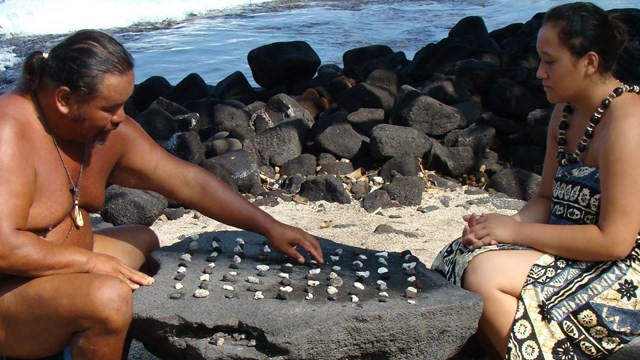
left=369, top=124, right=434, bottom=160
left=244, top=118, right=311, bottom=167
left=362, top=189, right=393, bottom=213
left=382, top=176, right=425, bottom=206
left=426, top=143, right=478, bottom=179
left=379, top=155, right=421, bottom=183
left=280, top=154, right=317, bottom=178
left=131, top=232, right=482, bottom=360
left=204, top=150, right=260, bottom=194
left=347, top=108, right=386, bottom=137
left=165, top=131, right=206, bottom=164
left=298, top=175, right=351, bottom=204
left=100, top=185, right=168, bottom=226
left=487, top=168, right=541, bottom=201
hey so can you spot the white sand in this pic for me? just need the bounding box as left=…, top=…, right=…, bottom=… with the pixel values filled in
left=128, top=184, right=517, bottom=359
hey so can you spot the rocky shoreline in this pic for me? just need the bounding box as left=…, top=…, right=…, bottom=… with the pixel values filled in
left=100, top=9, right=640, bottom=226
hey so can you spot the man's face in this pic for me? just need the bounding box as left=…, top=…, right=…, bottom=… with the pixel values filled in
left=71, top=70, right=135, bottom=145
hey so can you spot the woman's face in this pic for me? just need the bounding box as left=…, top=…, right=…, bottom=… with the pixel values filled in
left=536, top=23, right=584, bottom=104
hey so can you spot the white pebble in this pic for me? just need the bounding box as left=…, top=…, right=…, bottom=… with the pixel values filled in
left=379, top=291, right=389, bottom=297
left=375, top=251, right=388, bottom=258
left=211, top=241, right=219, bottom=249
left=177, top=266, right=187, bottom=274
left=378, top=267, right=389, bottom=275
left=372, top=176, right=384, bottom=185
left=408, top=300, right=416, bottom=305
left=307, top=280, right=320, bottom=287
left=228, top=271, right=238, bottom=276
left=305, top=293, right=314, bottom=300
left=175, top=283, right=184, bottom=290
left=326, top=286, right=338, bottom=295
left=350, top=295, right=359, bottom=303
left=377, top=280, right=388, bottom=291
left=179, top=253, right=192, bottom=262
left=330, top=255, right=340, bottom=262
left=235, top=237, right=245, bottom=245
left=378, top=257, right=388, bottom=266
left=355, top=271, right=370, bottom=279
left=334, top=248, right=343, bottom=255
left=310, top=260, right=317, bottom=265
left=404, top=254, right=412, bottom=261
left=222, top=285, right=235, bottom=291
left=191, top=234, right=200, bottom=240
left=199, top=274, right=210, bottom=281
left=403, top=262, right=417, bottom=270
left=407, top=276, right=416, bottom=282
left=256, top=265, right=270, bottom=272
left=247, top=276, right=260, bottom=284
left=278, top=272, right=290, bottom=279
left=254, top=291, right=264, bottom=300
left=194, top=289, right=209, bottom=298
left=358, top=254, right=368, bottom=261
left=207, top=262, right=216, bottom=268
left=209, top=251, right=219, bottom=258
left=309, top=268, right=321, bottom=275
left=216, top=337, right=225, bottom=346
left=328, top=272, right=339, bottom=279
left=233, top=245, right=243, bottom=254
left=332, top=266, right=341, bottom=272
left=233, top=255, right=242, bottom=264
left=279, top=286, right=293, bottom=293
left=354, top=282, right=365, bottom=290
left=263, top=245, right=272, bottom=253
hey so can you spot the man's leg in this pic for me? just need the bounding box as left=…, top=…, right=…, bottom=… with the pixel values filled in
left=462, top=249, right=543, bottom=358
left=0, top=274, right=133, bottom=360
left=93, top=225, right=160, bottom=272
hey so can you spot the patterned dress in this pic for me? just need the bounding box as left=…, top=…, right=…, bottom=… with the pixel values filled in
left=432, top=162, right=640, bottom=359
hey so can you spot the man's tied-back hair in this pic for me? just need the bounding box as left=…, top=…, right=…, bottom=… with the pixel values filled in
left=543, top=2, right=628, bottom=75
left=19, top=29, right=134, bottom=100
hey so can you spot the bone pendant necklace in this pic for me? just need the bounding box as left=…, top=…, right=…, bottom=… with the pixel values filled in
left=32, top=93, right=85, bottom=228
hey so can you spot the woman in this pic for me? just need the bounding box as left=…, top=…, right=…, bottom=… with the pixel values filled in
left=432, top=2, right=640, bottom=359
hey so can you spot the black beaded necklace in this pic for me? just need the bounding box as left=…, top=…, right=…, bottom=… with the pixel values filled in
left=557, top=83, right=640, bottom=167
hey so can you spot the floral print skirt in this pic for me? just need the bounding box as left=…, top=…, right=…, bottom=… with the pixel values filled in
left=432, top=238, right=640, bottom=359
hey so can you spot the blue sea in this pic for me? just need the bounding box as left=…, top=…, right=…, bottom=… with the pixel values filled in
left=0, top=0, right=638, bottom=91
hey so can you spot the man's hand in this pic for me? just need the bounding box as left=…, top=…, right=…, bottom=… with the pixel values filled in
left=265, top=223, right=324, bottom=264
left=89, top=253, right=155, bottom=290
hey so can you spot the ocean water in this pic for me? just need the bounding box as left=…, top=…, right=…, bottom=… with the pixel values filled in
left=0, top=0, right=638, bottom=90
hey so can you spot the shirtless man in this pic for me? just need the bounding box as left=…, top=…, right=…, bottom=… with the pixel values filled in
left=0, top=29, right=324, bottom=360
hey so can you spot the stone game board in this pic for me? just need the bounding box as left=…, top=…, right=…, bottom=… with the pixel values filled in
left=131, top=231, right=482, bottom=360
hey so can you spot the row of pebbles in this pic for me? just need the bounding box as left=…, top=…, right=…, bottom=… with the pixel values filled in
left=169, top=235, right=422, bottom=304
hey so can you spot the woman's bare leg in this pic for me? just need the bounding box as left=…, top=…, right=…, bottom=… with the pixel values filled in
left=462, top=249, right=543, bottom=358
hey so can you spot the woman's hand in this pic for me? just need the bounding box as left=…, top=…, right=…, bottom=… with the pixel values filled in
left=462, top=213, right=521, bottom=249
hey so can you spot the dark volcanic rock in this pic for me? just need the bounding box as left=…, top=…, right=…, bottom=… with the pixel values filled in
left=248, top=41, right=321, bottom=89
left=101, top=185, right=168, bottom=226
left=298, top=175, right=352, bottom=204
left=132, top=232, right=482, bottom=360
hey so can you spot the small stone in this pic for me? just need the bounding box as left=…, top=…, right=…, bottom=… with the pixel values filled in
left=403, top=262, right=417, bottom=270
left=174, top=283, right=184, bottom=290
left=348, top=288, right=361, bottom=296
left=206, top=252, right=218, bottom=262
left=178, top=261, right=188, bottom=268
left=194, top=289, right=209, bottom=298
left=308, top=268, right=321, bottom=275
left=247, top=339, right=257, bottom=347
left=280, top=286, right=293, bottom=293
left=412, top=279, right=424, bottom=290
left=256, top=265, right=270, bottom=272
left=278, top=272, right=290, bottom=279
left=305, top=286, right=314, bottom=294
left=379, top=291, right=389, bottom=297
left=199, top=281, right=209, bottom=290
left=176, top=266, right=187, bottom=274
left=307, top=280, right=320, bottom=287
left=355, top=271, right=370, bottom=279
left=378, top=257, right=388, bottom=266
left=305, top=293, right=314, bottom=300
left=377, top=280, right=388, bottom=291
left=407, top=299, right=416, bottom=305
left=280, top=263, right=294, bottom=273
left=202, top=266, right=215, bottom=275
left=246, top=285, right=261, bottom=292
left=280, top=278, right=292, bottom=286
left=330, top=255, right=340, bottom=262
left=179, top=253, right=192, bottom=262
left=216, top=337, right=225, bottom=346
left=354, top=282, right=365, bottom=290
left=405, top=267, right=417, bottom=276
left=235, top=237, right=245, bottom=246
left=326, top=286, right=338, bottom=295
left=188, top=240, right=199, bottom=251
left=328, top=272, right=339, bottom=279
left=328, top=276, right=343, bottom=287
left=405, top=286, right=418, bottom=298
left=334, top=248, right=343, bottom=255
left=375, top=251, right=388, bottom=258
left=232, top=333, right=245, bottom=341
left=254, top=291, right=264, bottom=300
left=225, top=292, right=236, bottom=299
left=170, top=292, right=183, bottom=299
left=331, top=265, right=341, bottom=272
left=247, top=276, right=260, bottom=284
left=222, top=273, right=238, bottom=283
left=200, top=274, right=210, bottom=281
left=263, top=245, right=272, bottom=253
left=407, top=276, right=416, bottom=282
left=276, top=290, right=289, bottom=300
left=358, top=254, right=368, bottom=261
left=234, top=245, right=243, bottom=254
left=257, top=270, right=267, bottom=277
left=233, top=255, right=242, bottom=264
left=211, top=240, right=220, bottom=249
left=378, top=267, right=390, bottom=280
left=174, top=273, right=186, bottom=281
left=350, top=295, right=359, bottom=303
left=229, top=263, right=239, bottom=269
left=352, top=261, right=364, bottom=270
left=327, top=294, right=338, bottom=301
left=223, top=285, right=235, bottom=291
left=378, top=297, right=388, bottom=303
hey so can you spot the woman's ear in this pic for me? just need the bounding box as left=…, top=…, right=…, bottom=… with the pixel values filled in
left=54, top=87, right=73, bottom=115
left=583, top=51, right=600, bottom=76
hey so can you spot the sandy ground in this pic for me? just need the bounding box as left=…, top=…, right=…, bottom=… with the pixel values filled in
left=128, top=185, right=518, bottom=359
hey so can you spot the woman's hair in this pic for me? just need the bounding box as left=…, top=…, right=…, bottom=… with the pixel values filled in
left=543, top=2, right=628, bottom=74
left=19, top=29, right=134, bottom=100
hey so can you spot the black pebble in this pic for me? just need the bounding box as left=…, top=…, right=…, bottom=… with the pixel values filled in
left=174, top=273, right=186, bottom=281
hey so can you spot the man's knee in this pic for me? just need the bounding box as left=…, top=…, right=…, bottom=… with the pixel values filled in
left=85, top=276, right=133, bottom=332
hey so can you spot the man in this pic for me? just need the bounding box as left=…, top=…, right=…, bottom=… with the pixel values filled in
left=0, top=29, right=324, bottom=359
